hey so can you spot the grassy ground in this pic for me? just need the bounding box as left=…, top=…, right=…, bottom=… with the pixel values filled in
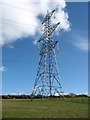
left=2, top=97, right=88, bottom=118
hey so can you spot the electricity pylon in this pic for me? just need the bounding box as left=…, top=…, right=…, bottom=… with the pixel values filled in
left=31, top=10, right=62, bottom=100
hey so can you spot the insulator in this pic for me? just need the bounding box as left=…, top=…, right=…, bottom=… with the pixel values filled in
left=57, top=42, right=59, bottom=52
left=41, top=26, right=44, bottom=32
left=41, top=28, right=43, bottom=32
left=54, top=11, right=56, bottom=19
left=58, top=25, right=60, bottom=34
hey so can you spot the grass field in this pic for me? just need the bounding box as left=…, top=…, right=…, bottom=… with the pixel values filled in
left=2, top=97, right=88, bottom=118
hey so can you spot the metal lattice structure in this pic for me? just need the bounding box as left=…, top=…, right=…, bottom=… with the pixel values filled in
left=31, top=10, right=62, bottom=100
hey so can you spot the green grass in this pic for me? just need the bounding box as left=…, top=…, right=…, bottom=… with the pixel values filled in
left=2, top=97, right=88, bottom=118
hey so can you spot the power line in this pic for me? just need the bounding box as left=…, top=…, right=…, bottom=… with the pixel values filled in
left=2, top=45, right=88, bottom=65
left=0, top=2, right=37, bottom=13
left=0, top=18, right=40, bottom=28
left=1, top=59, right=87, bottom=78
left=3, top=45, right=32, bottom=51
left=2, top=59, right=31, bottom=64
left=59, top=53, right=87, bottom=65
left=0, top=2, right=47, bottom=13
left=0, top=20, right=39, bottom=29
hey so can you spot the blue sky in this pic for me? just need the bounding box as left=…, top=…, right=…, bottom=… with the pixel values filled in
left=2, top=2, right=88, bottom=95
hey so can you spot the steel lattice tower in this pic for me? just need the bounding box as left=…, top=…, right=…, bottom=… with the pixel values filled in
left=31, top=10, right=62, bottom=100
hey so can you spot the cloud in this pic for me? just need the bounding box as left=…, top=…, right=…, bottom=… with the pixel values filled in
left=55, top=92, right=70, bottom=96
left=18, top=92, right=24, bottom=95
left=33, top=39, right=38, bottom=45
left=9, top=91, right=25, bottom=95
left=0, top=0, right=70, bottom=46
left=73, top=35, right=88, bottom=51
left=0, top=66, right=5, bottom=72
left=10, top=93, right=17, bottom=95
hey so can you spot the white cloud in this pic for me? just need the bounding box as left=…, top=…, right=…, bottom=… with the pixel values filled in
left=54, top=93, right=59, bottom=96
left=73, top=36, right=88, bottom=51
left=55, top=92, right=70, bottom=96
left=0, top=66, right=5, bottom=72
left=33, top=39, right=38, bottom=45
left=0, top=0, right=70, bottom=46
left=10, top=93, right=17, bottom=95
left=79, top=93, right=88, bottom=95
left=18, top=92, right=24, bottom=95
left=10, top=91, right=25, bottom=95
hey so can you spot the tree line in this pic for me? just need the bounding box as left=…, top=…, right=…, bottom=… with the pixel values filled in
left=1, top=94, right=88, bottom=99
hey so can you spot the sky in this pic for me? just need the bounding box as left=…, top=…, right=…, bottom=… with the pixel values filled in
left=0, top=1, right=88, bottom=95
